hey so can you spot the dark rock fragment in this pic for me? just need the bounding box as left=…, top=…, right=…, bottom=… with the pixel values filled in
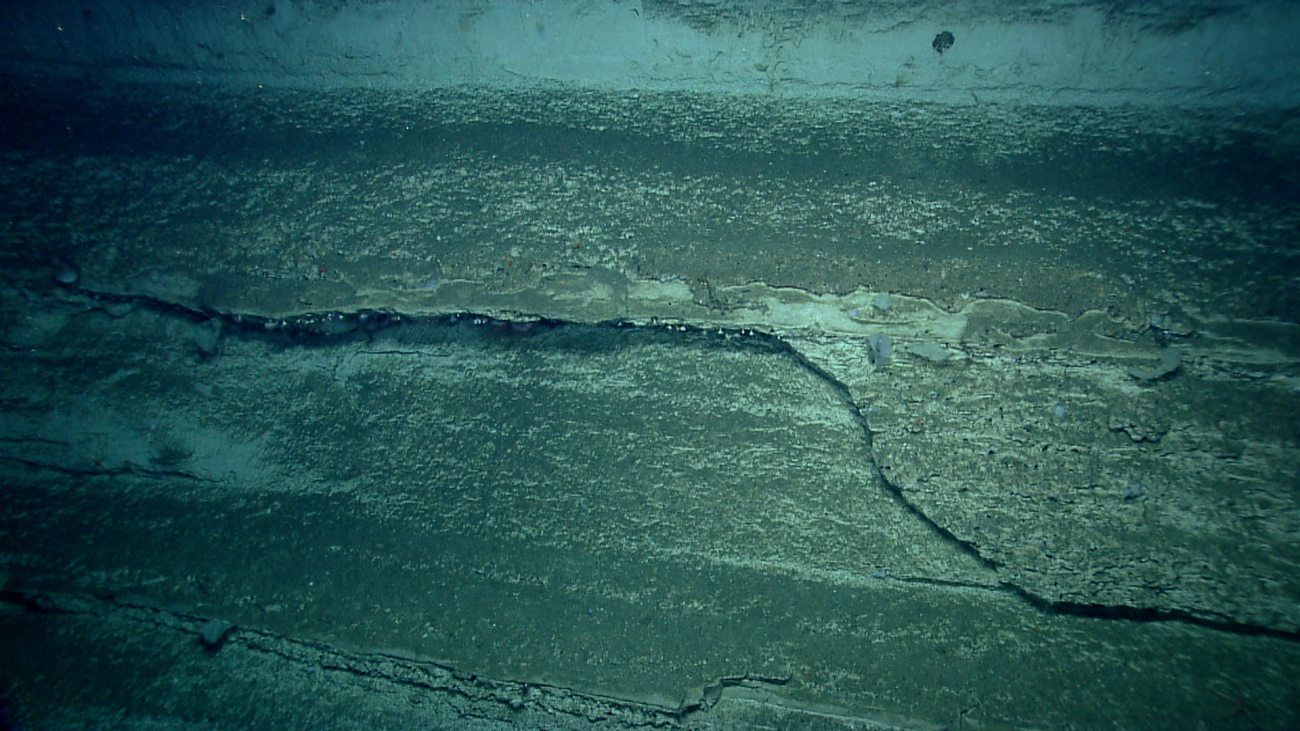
left=933, top=31, right=955, bottom=54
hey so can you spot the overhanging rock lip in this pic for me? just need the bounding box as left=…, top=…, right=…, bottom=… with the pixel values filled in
left=62, top=265, right=1300, bottom=367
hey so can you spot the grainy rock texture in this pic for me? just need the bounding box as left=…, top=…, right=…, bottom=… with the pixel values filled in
left=0, top=1, right=1298, bottom=729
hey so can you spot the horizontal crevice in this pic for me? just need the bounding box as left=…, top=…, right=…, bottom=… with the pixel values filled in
left=19, top=287, right=1300, bottom=643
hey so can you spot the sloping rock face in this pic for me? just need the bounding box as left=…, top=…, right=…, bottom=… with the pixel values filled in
left=1, top=2, right=1298, bottom=729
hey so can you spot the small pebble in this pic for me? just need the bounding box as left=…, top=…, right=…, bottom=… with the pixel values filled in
left=193, top=318, right=223, bottom=356
left=102, top=301, right=136, bottom=318
left=52, top=258, right=80, bottom=286
left=198, top=619, right=235, bottom=650
left=866, top=334, right=893, bottom=366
